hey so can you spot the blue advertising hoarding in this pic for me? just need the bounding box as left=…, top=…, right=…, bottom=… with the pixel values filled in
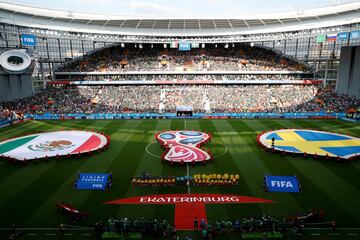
left=21, top=34, right=37, bottom=46
left=265, top=175, right=300, bottom=192
left=350, top=30, right=360, bottom=40
left=24, top=112, right=346, bottom=120
left=179, top=42, right=191, bottom=51
left=337, top=32, right=349, bottom=41
left=75, top=173, right=110, bottom=190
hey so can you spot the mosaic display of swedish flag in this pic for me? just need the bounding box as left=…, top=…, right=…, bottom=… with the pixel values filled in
left=259, top=129, right=360, bottom=159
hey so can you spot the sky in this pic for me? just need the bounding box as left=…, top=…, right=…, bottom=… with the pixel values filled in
left=3, top=0, right=360, bottom=18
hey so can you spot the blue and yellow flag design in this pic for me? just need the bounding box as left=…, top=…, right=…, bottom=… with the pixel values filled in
left=259, top=129, right=360, bottom=159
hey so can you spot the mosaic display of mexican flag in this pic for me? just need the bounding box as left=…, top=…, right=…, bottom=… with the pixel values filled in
left=0, top=130, right=108, bottom=161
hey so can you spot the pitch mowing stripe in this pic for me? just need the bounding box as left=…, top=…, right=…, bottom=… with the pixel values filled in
left=148, top=119, right=194, bottom=222
left=228, top=120, right=304, bottom=217
left=183, top=120, right=230, bottom=220
left=0, top=120, right=32, bottom=135
left=79, top=120, right=156, bottom=222
left=211, top=120, right=271, bottom=216
left=0, top=120, right=94, bottom=227
left=273, top=119, right=360, bottom=225
left=73, top=120, right=146, bottom=221
left=308, top=120, right=360, bottom=137
left=212, top=120, right=269, bottom=198
left=0, top=121, right=47, bottom=142
left=115, top=120, right=172, bottom=222
left=336, top=120, right=360, bottom=135
left=25, top=120, right=131, bottom=226
left=128, top=120, right=171, bottom=176
left=188, top=119, right=252, bottom=221
left=117, top=120, right=174, bottom=222
left=281, top=119, right=360, bottom=137
left=155, top=119, right=198, bottom=219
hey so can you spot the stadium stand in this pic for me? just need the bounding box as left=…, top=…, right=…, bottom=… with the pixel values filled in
left=56, top=44, right=307, bottom=73
left=1, top=39, right=357, bottom=116
left=1, top=85, right=358, bottom=115
left=0, top=2, right=360, bottom=239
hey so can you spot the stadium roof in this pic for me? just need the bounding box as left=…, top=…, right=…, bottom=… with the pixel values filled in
left=0, top=2, right=359, bottom=36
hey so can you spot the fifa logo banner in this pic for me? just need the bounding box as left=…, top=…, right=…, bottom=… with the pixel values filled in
left=155, top=130, right=213, bottom=164
left=264, top=176, right=300, bottom=193
left=21, top=34, right=37, bottom=47
left=179, top=42, right=191, bottom=51
left=337, top=32, right=349, bottom=41
left=75, top=173, right=111, bottom=190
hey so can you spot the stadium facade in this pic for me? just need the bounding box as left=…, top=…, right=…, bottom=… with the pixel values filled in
left=0, top=2, right=359, bottom=91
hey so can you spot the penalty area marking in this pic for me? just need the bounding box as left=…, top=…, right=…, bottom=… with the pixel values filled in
left=145, top=141, right=228, bottom=159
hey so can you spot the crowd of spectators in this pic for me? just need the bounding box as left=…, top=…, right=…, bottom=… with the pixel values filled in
left=0, top=106, right=23, bottom=124
left=66, top=74, right=304, bottom=82
left=193, top=215, right=284, bottom=238
left=222, top=74, right=297, bottom=81
left=94, top=217, right=176, bottom=238
left=1, top=85, right=358, bottom=115
left=57, top=44, right=307, bottom=73
left=95, top=213, right=327, bottom=240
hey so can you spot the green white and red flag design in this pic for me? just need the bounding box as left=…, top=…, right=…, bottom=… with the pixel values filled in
left=0, top=130, right=108, bottom=161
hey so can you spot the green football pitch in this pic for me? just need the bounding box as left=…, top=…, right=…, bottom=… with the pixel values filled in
left=0, top=119, right=360, bottom=239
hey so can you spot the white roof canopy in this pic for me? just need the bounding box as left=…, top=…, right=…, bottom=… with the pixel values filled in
left=0, top=2, right=359, bottom=36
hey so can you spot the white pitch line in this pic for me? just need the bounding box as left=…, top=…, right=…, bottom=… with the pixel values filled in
left=0, top=227, right=92, bottom=231
left=184, top=120, right=190, bottom=194
left=304, top=227, right=360, bottom=230
left=213, top=143, right=229, bottom=159
left=145, top=142, right=161, bottom=158
left=187, top=163, right=190, bottom=194
left=341, top=122, right=360, bottom=130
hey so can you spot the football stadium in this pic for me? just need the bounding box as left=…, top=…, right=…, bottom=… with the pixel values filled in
left=0, top=0, right=360, bottom=239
